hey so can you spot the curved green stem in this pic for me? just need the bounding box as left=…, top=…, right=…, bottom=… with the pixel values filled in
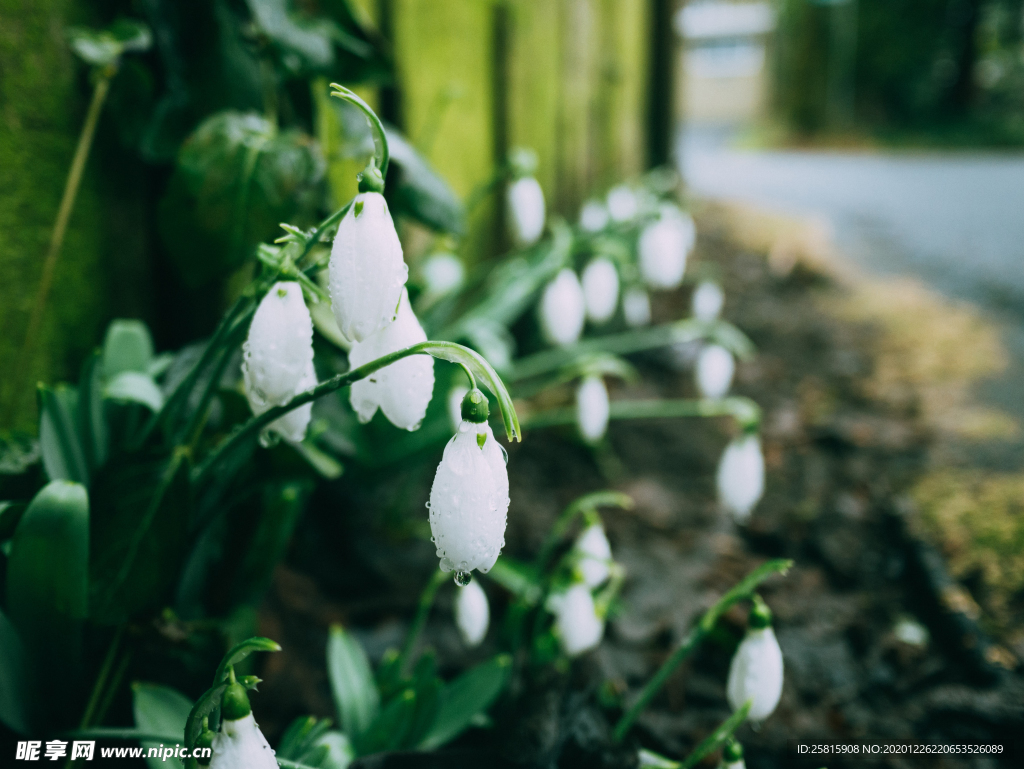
left=399, top=569, right=448, bottom=674
left=522, top=396, right=762, bottom=432
left=329, top=84, right=389, bottom=178
left=679, top=701, right=751, bottom=768
left=534, top=491, right=633, bottom=573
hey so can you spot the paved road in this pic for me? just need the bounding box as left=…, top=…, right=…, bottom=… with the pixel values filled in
left=681, top=126, right=1024, bottom=466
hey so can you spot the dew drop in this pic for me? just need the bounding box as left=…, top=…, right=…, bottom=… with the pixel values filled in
left=454, top=570, right=471, bottom=587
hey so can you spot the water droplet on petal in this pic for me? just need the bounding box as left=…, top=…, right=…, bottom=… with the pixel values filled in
left=454, top=570, right=471, bottom=587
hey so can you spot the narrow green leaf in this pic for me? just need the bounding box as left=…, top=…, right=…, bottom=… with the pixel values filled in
left=133, top=683, right=193, bottom=769
left=104, top=371, right=165, bottom=412
left=212, top=637, right=283, bottom=687
left=0, top=502, right=27, bottom=542
left=78, top=352, right=109, bottom=475
left=38, top=385, right=89, bottom=485
left=418, top=654, right=512, bottom=750
left=327, top=624, right=380, bottom=738
left=184, top=683, right=227, bottom=748
left=356, top=688, right=416, bottom=755
left=0, top=607, right=30, bottom=734
left=102, top=320, right=155, bottom=377
left=485, top=558, right=542, bottom=604
left=311, top=731, right=354, bottom=769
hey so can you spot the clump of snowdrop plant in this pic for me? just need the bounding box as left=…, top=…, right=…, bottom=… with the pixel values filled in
left=575, top=375, right=610, bottom=444
left=548, top=582, right=604, bottom=657
left=428, top=389, right=510, bottom=578
left=454, top=578, right=490, bottom=647
left=696, top=344, right=735, bottom=399
left=581, top=257, right=620, bottom=324
left=575, top=522, right=612, bottom=588
left=606, top=184, right=638, bottom=223
left=242, top=281, right=317, bottom=444
left=727, top=596, right=783, bottom=724
left=579, top=199, right=610, bottom=232
left=348, top=288, right=434, bottom=431
left=716, top=432, right=765, bottom=522
left=638, top=205, right=694, bottom=290
left=692, top=280, right=725, bottom=322
left=622, top=286, right=652, bottom=327
left=539, top=268, right=586, bottom=347
left=208, top=681, right=278, bottom=769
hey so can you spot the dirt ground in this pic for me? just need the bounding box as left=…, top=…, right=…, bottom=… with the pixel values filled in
left=256, top=204, right=1024, bottom=769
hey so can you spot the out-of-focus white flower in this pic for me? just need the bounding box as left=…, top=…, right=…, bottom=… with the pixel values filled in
left=638, top=207, right=694, bottom=290
left=548, top=583, right=604, bottom=656
left=349, top=288, right=434, bottom=431
left=242, top=282, right=317, bottom=444
left=329, top=191, right=408, bottom=343
left=575, top=376, right=609, bottom=444
left=507, top=176, right=546, bottom=246
left=539, top=269, right=586, bottom=347
left=579, top=199, right=610, bottom=232
left=606, top=185, right=638, bottom=222
left=727, top=625, right=783, bottom=723
left=622, top=287, right=652, bottom=328
left=454, top=578, right=490, bottom=647
left=575, top=523, right=612, bottom=588
left=447, top=385, right=469, bottom=432
left=428, top=420, right=509, bottom=575
left=692, top=280, right=724, bottom=322
left=696, top=344, right=735, bottom=399
left=420, top=252, right=465, bottom=299
left=716, top=434, right=765, bottom=522
left=581, top=258, right=620, bottom=324
left=209, top=713, right=278, bottom=769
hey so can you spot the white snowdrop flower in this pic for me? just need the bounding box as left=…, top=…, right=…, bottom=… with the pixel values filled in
left=420, top=252, right=465, bottom=298
left=209, top=707, right=277, bottom=769
left=539, top=268, right=585, bottom=347
left=447, top=385, right=469, bottom=432
left=507, top=176, right=546, bottom=246
left=581, top=258, right=619, bottom=324
left=622, top=287, right=651, bottom=328
left=638, top=208, right=694, bottom=290
left=575, top=376, right=609, bottom=444
left=428, top=395, right=509, bottom=575
left=349, top=288, right=434, bottom=431
left=692, top=280, right=725, bottom=322
left=696, top=344, right=735, bottom=399
left=606, top=185, right=638, bottom=222
left=548, top=583, right=604, bottom=656
left=716, top=434, right=765, bottom=522
left=454, top=579, right=490, bottom=647
left=329, top=191, right=408, bottom=343
left=242, top=282, right=316, bottom=444
left=579, top=199, right=609, bottom=232
left=575, top=523, right=612, bottom=588
left=727, top=601, right=783, bottom=723
left=719, top=740, right=746, bottom=769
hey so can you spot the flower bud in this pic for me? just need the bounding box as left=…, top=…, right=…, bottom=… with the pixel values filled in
left=696, top=344, right=735, bottom=399
left=548, top=583, right=604, bottom=656
left=349, top=288, right=434, bottom=431
left=420, top=251, right=465, bottom=300
left=622, top=287, right=652, bottom=328
left=581, top=258, right=620, bottom=324
left=606, top=185, right=638, bottom=223
left=209, top=711, right=278, bottom=769
left=329, top=191, right=408, bottom=343
left=575, top=523, right=612, bottom=588
left=720, top=738, right=745, bottom=769
left=692, top=280, right=724, bottom=322
left=539, top=269, right=586, bottom=347
left=242, top=282, right=317, bottom=444
left=638, top=208, right=694, bottom=290
left=579, top=200, right=609, bottom=232
left=428, top=421, right=509, bottom=575
left=716, top=434, right=765, bottom=522
left=575, top=376, right=609, bottom=444
left=454, top=578, right=490, bottom=647
left=507, top=176, right=546, bottom=246
left=726, top=612, right=783, bottom=723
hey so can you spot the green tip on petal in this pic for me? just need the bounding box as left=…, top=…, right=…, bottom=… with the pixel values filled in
left=748, top=594, right=773, bottom=629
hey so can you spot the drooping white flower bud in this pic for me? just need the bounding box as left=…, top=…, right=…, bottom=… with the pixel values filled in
left=579, top=200, right=610, bottom=232
left=548, top=583, right=604, bottom=656
left=622, top=287, right=652, bottom=328
left=575, top=376, right=609, bottom=444
left=606, top=185, right=638, bottom=223
left=638, top=207, right=694, bottom=290
left=242, top=282, right=317, bottom=444
left=575, top=523, right=612, bottom=588
left=507, top=176, right=546, bottom=246
left=727, top=603, right=783, bottom=723
left=420, top=251, right=465, bottom=299
left=447, top=385, right=470, bottom=432
left=329, top=191, right=408, bottom=343
left=349, top=288, right=434, bottom=431
left=539, top=269, right=585, bottom=347
left=581, top=258, right=620, bottom=324
left=428, top=420, right=509, bottom=575
left=696, top=344, right=735, bottom=399
left=454, top=578, right=490, bottom=647
left=716, top=434, right=765, bottom=522
left=209, top=712, right=277, bottom=769
left=692, top=280, right=725, bottom=322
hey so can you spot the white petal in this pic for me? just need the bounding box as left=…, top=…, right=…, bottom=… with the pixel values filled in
left=348, top=289, right=434, bottom=431
left=539, top=269, right=585, bottom=347
left=428, top=422, right=509, bottom=574
left=329, top=192, right=408, bottom=343
left=575, top=376, right=609, bottom=444
left=726, top=627, right=783, bottom=722
left=622, top=287, right=651, bottom=328
left=507, top=177, right=546, bottom=246
left=575, top=524, right=611, bottom=588
left=455, top=579, right=490, bottom=646
left=696, top=344, right=735, bottom=399
left=552, top=584, right=604, bottom=656
left=579, top=200, right=609, bottom=232
left=581, top=258, right=620, bottom=324
left=209, top=713, right=278, bottom=769
left=638, top=212, right=692, bottom=290
left=606, top=185, right=638, bottom=222
left=716, top=434, right=765, bottom=522
left=692, top=281, right=724, bottom=322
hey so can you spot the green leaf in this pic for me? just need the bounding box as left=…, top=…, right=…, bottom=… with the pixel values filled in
left=276, top=716, right=333, bottom=760
left=311, top=731, right=354, bottom=769
left=78, top=352, right=109, bottom=476
left=0, top=502, right=27, bottom=542
left=403, top=653, right=441, bottom=750
left=246, top=0, right=333, bottom=72
left=212, top=637, right=283, bottom=688
left=485, top=557, right=542, bottom=604
left=133, top=683, right=193, bottom=769
left=102, top=320, right=155, bottom=377
left=184, top=683, right=227, bottom=748
left=327, top=624, right=379, bottom=738
left=355, top=688, right=416, bottom=755
left=418, top=654, right=512, bottom=749
left=385, top=126, right=464, bottom=234
left=105, top=372, right=165, bottom=412
left=38, top=385, right=89, bottom=485
left=0, top=607, right=30, bottom=734
left=67, top=19, right=152, bottom=68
